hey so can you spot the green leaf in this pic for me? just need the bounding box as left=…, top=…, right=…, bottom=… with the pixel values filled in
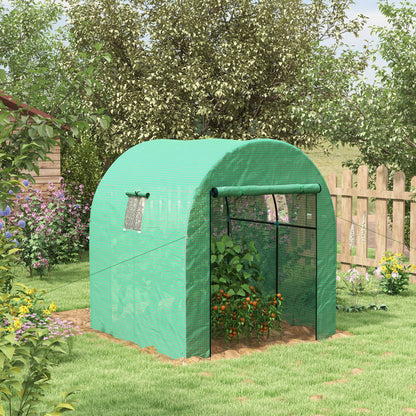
left=54, top=403, right=76, bottom=411
left=216, top=241, right=225, bottom=253
left=0, top=345, right=15, bottom=360
left=45, top=125, right=54, bottom=138
left=241, top=284, right=250, bottom=292
left=99, top=117, right=110, bottom=129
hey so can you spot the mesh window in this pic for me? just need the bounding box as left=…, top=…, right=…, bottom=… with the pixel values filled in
left=271, top=194, right=316, bottom=228
left=210, top=196, right=228, bottom=238
left=228, top=195, right=269, bottom=222
left=229, top=219, right=276, bottom=296
left=124, top=196, right=146, bottom=231
left=278, top=225, right=316, bottom=330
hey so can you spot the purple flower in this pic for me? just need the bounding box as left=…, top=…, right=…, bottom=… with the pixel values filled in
left=12, top=239, right=19, bottom=247
left=0, top=222, right=2, bottom=230
left=0, top=205, right=11, bottom=217
left=5, top=231, right=12, bottom=239
left=18, top=219, right=26, bottom=228
left=8, top=190, right=13, bottom=195
left=25, top=196, right=30, bottom=201
left=22, top=179, right=29, bottom=187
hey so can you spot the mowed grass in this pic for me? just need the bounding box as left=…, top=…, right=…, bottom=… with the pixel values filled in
left=13, top=256, right=89, bottom=311
left=28, top=263, right=416, bottom=416
left=302, top=142, right=361, bottom=182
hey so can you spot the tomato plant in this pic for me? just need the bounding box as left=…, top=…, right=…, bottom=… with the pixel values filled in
left=211, top=286, right=284, bottom=343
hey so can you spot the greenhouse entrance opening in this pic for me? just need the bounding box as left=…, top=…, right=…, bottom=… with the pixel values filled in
left=210, top=188, right=318, bottom=342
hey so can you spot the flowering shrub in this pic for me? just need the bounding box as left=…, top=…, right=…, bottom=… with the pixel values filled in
left=0, top=282, right=80, bottom=415
left=375, top=252, right=414, bottom=295
left=337, top=268, right=387, bottom=312
left=10, top=180, right=92, bottom=276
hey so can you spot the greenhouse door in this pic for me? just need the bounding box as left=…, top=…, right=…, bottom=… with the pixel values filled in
left=210, top=187, right=318, bottom=339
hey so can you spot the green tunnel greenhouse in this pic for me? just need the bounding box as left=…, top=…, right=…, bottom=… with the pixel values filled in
left=90, top=139, right=336, bottom=359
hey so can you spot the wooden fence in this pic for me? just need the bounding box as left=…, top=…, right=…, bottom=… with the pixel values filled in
left=327, top=165, right=416, bottom=281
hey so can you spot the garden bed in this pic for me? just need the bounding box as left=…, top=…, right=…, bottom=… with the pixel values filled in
left=52, top=308, right=351, bottom=365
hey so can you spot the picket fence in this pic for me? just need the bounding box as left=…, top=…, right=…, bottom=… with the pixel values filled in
left=327, top=165, right=416, bottom=282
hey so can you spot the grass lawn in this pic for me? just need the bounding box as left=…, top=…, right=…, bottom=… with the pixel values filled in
left=14, top=255, right=90, bottom=311
left=302, top=142, right=361, bottom=182
left=22, top=263, right=416, bottom=416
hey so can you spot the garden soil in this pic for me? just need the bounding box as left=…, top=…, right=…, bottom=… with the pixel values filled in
left=53, top=308, right=351, bottom=366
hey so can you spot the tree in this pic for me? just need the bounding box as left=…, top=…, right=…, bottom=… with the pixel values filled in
left=66, top=0, right=368, bottom=158
left=346, top=0, right=416, bottom=178
left=0, top=0, right=65, bottom=111
left=0, top=0, right=111, bottom=206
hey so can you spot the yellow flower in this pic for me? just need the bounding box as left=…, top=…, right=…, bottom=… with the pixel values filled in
left=18, top=305, right=30, bottom=316
left=25, top=287, right=37, bottom=296
left=48, top=302, right=56, bottom=312
left=381, top=266, right=387, bottom=273
left=381, top=256, right=386, bottom=263
left=386, top=273, right=392, bottom=279
left=43, top=309, right=51, bottom=316
left=13, top=318, right=22, bottom=331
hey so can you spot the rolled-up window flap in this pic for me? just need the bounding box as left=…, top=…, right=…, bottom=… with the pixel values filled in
left=210, top=184, right=321, bottom=198
left=125, top=191, right=150, bottom=198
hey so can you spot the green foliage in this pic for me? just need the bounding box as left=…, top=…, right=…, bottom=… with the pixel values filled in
left=0, top=108, right=62, bottom=210
left=375, top=251, right=413, bottom=295
left=0, top=281, right=77, bottom=416
left=61, top=133, right=106, bottom=201
left=0, top=0, right=64, bottom=110
left=10, top=184, right=91, bottom=277
left=210, top=235, right=283, bottom=342
left=210, top=234, right=263, bottom=297
left=211, top=288, right=284, bottom=343
left=66, top=0, right=367, bottom=158
left=336, top=268, right=389, bottom=312
left=0, top=329, right=74, bottom=416
left=301, top=1, right=416, bottom=246
left=1, top=1, right=111, bottom=211
left=0, top=218, right=21, bottom=293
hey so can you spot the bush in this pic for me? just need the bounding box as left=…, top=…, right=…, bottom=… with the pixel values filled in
left=336, top=268, right=388, bottom=312
left=0, top=211, right=22, bottom=292
left=10, top=181, right=92, bottom=277
left=375, top=251, right=414, bottom=295
left=0, top=281, right=80, bottom=416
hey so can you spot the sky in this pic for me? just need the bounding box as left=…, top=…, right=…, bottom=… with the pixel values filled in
left=344, top=0, right=390, bottom=81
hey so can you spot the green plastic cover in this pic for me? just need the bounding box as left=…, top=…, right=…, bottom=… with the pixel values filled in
left=90, top=139, right=336, bottom=359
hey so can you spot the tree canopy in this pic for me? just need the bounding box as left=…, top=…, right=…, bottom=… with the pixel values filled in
left=67, top=0, right=368, bottom=157
left=0, top=0, right=110, bottom=207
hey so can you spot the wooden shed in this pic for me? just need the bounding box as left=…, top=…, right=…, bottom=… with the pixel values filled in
left=0, top=92, right=61, bottom=191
